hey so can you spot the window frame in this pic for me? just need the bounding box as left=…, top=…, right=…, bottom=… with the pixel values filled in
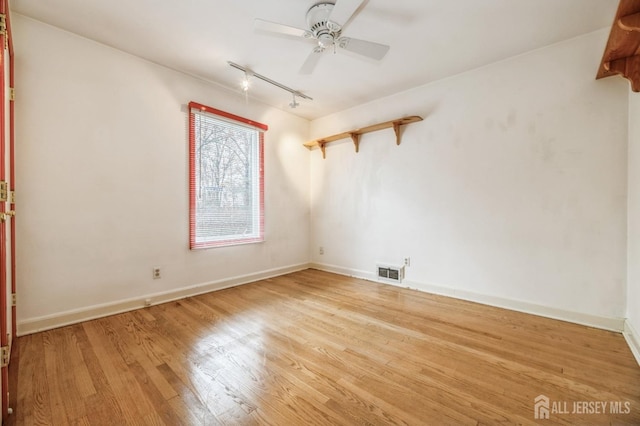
left=188, top=101, right=268, bottom=249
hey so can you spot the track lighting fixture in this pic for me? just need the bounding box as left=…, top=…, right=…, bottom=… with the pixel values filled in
left=241, top=71, right=251, bottom=92
left=228, top=61, right=312, bottom=107
left=289, top=93, right=299, bottom=109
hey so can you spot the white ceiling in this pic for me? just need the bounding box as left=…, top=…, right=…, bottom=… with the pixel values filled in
left=10, top=0, right=618, bottom=120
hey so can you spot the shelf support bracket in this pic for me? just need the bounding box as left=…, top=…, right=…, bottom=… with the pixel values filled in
left=393, top=122, right=402, bottom=146
left=319, top=141, right=327, bottom=159
left=604, top=54, right=640, bottom=92
left=596, top=1, right=640, bottom=91
left=619, top=12, right=640, bottom=32
left=350, top=133, right=361, bottom=153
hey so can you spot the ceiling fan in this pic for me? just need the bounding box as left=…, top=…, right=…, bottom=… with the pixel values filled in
left=255, top=0, right=390, bottom=74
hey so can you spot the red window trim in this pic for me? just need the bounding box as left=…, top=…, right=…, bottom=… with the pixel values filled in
left=189, top=101, right=268, bottom=131
left=188, top=102, right=266, bottom=250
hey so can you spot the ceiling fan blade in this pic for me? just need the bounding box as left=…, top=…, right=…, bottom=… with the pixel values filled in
left=338, top=37, right=390, bottom=60
left=254, top=18, right=311, bottom=39
left=327, top=0, right=365, bottom=31
left=300, top=48, right=324, bottom=75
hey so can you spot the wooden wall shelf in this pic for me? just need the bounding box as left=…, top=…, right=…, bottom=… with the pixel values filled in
left=303, top=116, right=423, bottom=159
left=597, top=0, right=640, bottom=91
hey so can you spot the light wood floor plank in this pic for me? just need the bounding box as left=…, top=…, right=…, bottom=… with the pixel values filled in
left=7, top=269, right=640, bottom=425
left=42, top=331, right=75, bottom=424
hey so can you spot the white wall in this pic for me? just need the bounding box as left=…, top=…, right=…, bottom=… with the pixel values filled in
left=310, top=29, right=629, bottom=325
left=13, top=15, right=310, bottom=332
left=12, top=14, right=635, bottom=338
left=628, top=90, right=640, bottom=343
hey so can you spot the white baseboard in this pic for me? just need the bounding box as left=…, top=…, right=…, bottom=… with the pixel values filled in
left=623, top=320, right=640, bottom=366
left=17, top=263, right=311, bottom=336
left=310, top=262, right=626, bottom=333
left=19, top=261, right=632, bottom=350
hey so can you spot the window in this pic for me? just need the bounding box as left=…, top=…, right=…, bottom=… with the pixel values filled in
left=188, top=102, right=267, bottom=249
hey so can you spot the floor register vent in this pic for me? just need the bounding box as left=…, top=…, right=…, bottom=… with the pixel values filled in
left=377, top=264, right=405, bottom=284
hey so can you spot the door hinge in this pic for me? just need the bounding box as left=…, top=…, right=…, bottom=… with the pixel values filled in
left=11, top=293, right=16, bottom=307
left=0, top=13, right=6, bottom=50
left=0, top=181, right=7, bottom=202
left=9, top=87, right=14, bottom=102
left=0, top=210, right=15, bottom=222
left=1, top=346, right=9, bottom=367
left=0, top=14, right=6, bottom=37
left=9, top=190, right=14, bottom=204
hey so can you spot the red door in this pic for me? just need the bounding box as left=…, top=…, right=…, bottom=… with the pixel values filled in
left=0, top=0, right=14, bottom=420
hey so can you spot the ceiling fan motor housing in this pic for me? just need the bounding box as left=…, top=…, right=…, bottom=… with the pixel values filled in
left=306, top=2, right=340, bottom=47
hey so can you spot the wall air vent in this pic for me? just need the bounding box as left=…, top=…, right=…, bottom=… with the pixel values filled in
left=376, top=264, right=405, bottom=284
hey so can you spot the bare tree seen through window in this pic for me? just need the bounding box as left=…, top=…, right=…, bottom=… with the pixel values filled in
left=194, top=113, right=260, bottom=243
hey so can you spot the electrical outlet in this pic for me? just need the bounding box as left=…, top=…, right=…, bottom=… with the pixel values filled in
left=152, top=267, right=161, bottom=279
left=319, top=247, right=324, bottom=255
left=404, top=257, right=411, bottom=267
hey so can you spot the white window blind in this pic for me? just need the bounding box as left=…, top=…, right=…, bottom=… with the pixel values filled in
left=189, top=102, right=267, bottom=249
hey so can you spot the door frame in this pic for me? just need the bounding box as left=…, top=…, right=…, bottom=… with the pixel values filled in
left=0, top=0, right=14, bottom=421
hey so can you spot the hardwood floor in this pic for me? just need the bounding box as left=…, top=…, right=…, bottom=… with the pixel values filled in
left=7, top=269, right=640, bottom=425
